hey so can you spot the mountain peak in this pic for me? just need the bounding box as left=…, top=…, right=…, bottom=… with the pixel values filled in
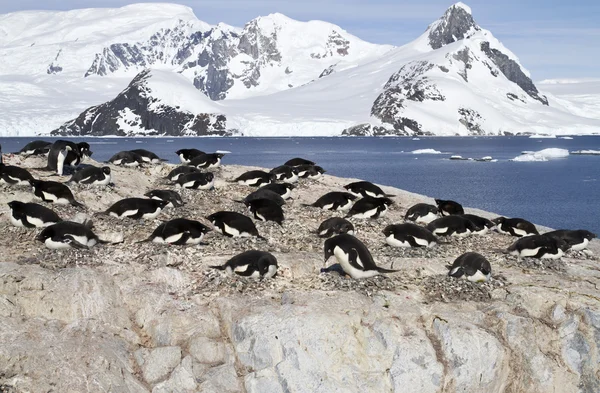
left=427, top=2, right=480, bottom=49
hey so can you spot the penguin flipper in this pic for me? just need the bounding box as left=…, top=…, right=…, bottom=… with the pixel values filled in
left=63, top=235, right=89, bottom=250
left=70, top=200, right=85, bottom=208
left=448, top=266, right=464, bottom=278
left=209, top=265, right=227, bottom=270
left=234, top=266, right=257, bottom=277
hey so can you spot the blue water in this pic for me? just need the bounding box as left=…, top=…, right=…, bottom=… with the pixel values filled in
left=2, top=136, right=599, bottom=234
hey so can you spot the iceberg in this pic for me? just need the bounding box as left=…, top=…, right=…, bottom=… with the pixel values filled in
left=571, top=150, right=600, bottom=155
left=511, top=148, right=569, bottom=162
left=412, top=149, right=443, bottom=154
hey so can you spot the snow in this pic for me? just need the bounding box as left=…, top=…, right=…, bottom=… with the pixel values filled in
left=412, top=149, right=444, bottom=154
left=452, top=2, right=473, bottom=14
left=559, top=136, right=574, bottom=139
left=511, top=148, right=570, bottom=162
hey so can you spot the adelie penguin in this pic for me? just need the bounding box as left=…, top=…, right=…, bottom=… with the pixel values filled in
left=103, top=198, right=168, bottom=219
left=543, top=229, right=596, bottom=252
left=0, top=163, right=34, bottom=186
left=144, top=189, right=184, bottom=208
left=176, top=172, right=215, bottom=190
left=270, top=165, right=298, bottom=183
left=17, top=140, right=52, bottom=156
left=296, top=164, right=325, bottom=179
left=206, top=211, right=264, bottom=239
left=245, top=198, right=284, bottom=225
left=426, top=215, right=477, bottom=238
left=346, top=197, right=393, bottom=219
left=435, top=199, right=464, bottom=216
left=166, top=166, right=200, bottom=182
left=506, top=234, right=569, bottom=260
left=344, top=181, right=394, bottom=199
left=284, top=157, right=315, bottom=167
left=493, top=217, right=539, bottom=237
left=7, top=201, right=62, bottom=228
left=261, top=183, right=294, bottom=200
left=30, top=179, right=84, bottom=207
left=460, top=214, right=495, bottom=235
left=37, top=220, right=106, bottom=250
left=68, top=166, right=111, bottom=186
left=323, top=234, right=398, bottom=279
left=176, top=148, right=205, bottom=164
left=54, top=144, right=73, bottom=176
left=316, top=217, right=355, bottom=238
left=141, top=218, right=211, bottom=245
left=210, top=250, right=278, bottom=279
left=129, top=149, right=166, bottom=164
left=304, top=192, right=356, bottom=211
left=237, top=188, right=285, bottom=207
left=383, top=223, right=438, bottom=248
left=108, top=151, right=144, bottom=167
left=447, top=252, right=492, bottom=282
left=404, top=203, right=439, bottom=224
left=46, top=141, right=90, bottom=172
left=232, top=170, right=275, bottom=187
left=188, top=153, right=225, bottom=169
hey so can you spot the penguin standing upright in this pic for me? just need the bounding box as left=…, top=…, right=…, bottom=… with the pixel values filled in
left=56, top=145, right=73, bottom=176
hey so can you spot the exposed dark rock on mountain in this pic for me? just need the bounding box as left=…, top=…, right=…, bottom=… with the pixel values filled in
left=428, top=3, right=480, bottom=49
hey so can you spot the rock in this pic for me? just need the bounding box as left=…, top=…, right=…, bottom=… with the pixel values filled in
left=189, top=336, right=226, bottom=365
left=140, top=346, right=182, bottom=384
left=152, top=355, right=197, bottom=393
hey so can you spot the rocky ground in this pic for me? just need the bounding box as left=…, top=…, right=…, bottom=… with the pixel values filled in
left=0, top=153, right=599, bottom=393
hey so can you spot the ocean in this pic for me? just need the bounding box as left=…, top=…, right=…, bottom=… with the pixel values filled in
left=1, top=136, right=599, bottom=234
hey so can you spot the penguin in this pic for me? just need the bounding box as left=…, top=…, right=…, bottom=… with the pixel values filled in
left=55, top=145, right=74, bottom=176
left=141, top=218, right=211, bottom=245
left=103, top=198, right=168, bottom=219
left=17, top=140, right=52, bottom=156
left=346, top=197, right=394, bottom=219
left=296, top=164, right=326, bottom=179
left=232, top=170, right=275, bottom=187
left=188, top=153, right=225, bottom=169
left=72, top=142, right=92, bottom=164
left=30, top=179, right=83, bottom=207
left=426, top=215, right=477, bottom=238
left=269, top=165, right=298, bottom=183
left=144, top=189, right=184, bottom=208
left=506, top=234, right=569, bottom=260
left=284, top=157, right=315, bottom=167
left=261, top=183, right=295, bottom=200
left=343, top=181, right=394, bottom=199
left=404, top=203, right=439, bottom=224
left=543, top=230, right=596, bottom=252
left=176, top=148, right=205, bottom=164
left=304, top=192, right=356, bottom=211
left=36, top=221, right=105, bottom=250
left=459, top=214, right=495, bottom=235
left=493, top=217, right=539, bottom=237
left=316, top=217, right=355, bottom=238
left=0, top=144, right=2, bottom=164
left=108, top=151, right=144, bottom=167
left=166, top=166, right=201, bottom=182
left=129, top=149, right=165, bottom=164
left=245, top=198, right=284, bottom=225
left=46, top=140, right=76, bottom=172
left=175, top=172, right=215, bottom=190
left=7, top=201, right=62, bottom=228
left=68, top=166, right=111, bottom=185
left=323, top=234, right=398, bottom=279
left=237, top=188, right=285, bottom=207
left=447, top=252, right=492, bottom=282
left=206, top=211, right=264, bottom=239
left=435, top=199, right=465, bottom=216
left=0, top=163, right=35, bottom=185
left=383, top=223, right=438, bottom=248
left=210, top=250, right=278, bottom=279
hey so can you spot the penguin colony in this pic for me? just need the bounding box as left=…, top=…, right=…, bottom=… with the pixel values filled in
left=0, top=140, right=597, bottom=284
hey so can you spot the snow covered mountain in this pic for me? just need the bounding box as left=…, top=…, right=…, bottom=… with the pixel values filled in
left=1, top=2, right=600, bottom=137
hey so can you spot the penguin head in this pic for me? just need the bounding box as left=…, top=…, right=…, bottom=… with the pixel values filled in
left=578, top=230, right=597, bottom=240
left=324, top=235, right=348, bottom=262
left=338, top=220, right=355, bottom=235
left=205, top=214, right=217, bottom=225
left=7, top=200, right=24, bottom=210
left=155, top=200, right=170, bottom=209
left=381, top=197, right=394, bottom=206
left=492, top=216, right=506, bottom=225
left=102, top=167, right=111, bottom=175
left=29, top=179, right=42, bottom=188
left=36, top=227, right=53, bottom=243
left=77, top=142, right=92, bottom=158
left=382, top=225, right=394, bottom=237
left=314, top=166, right=326, bottom=174
left=268, top=173, right=278, bottom=183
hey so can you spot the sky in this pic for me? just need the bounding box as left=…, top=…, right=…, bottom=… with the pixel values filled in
left=1, top=0, right=598, bottom=80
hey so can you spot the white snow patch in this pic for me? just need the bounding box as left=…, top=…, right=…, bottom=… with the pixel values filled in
left=511, top=148, right=570, bottom=162
left=412, top=149, right=443, bottom=154
left=559, top=136, right=574, bottom=139
left=529, top=135, right=556, bottom=139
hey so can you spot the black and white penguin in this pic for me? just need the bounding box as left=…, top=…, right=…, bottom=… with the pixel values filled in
left=383, top=223, right=438, bottom=248
left=296, top=164, right=326, bottom=179
left=129, top=149, right=165, bottom=164
left=0, top=163, right=34, bottom=186
left=7, top=200, right=62, bottom=228
left=30, top=179, right=84, bottom=207
left=46, top=141, right=90, bottom=172
left=435, top=199, right=465, bottom=216
left=103, top=198, right=168, bottom=219
left=426, top=215, right=477, bottom=237
left=144, top=189, right=184, bottom=208
left=506, top=234, right=569, bottom=260
left=269, top=165, right=299, bottom=183
left=404, top=203, right=439, bottom=224
left=210, top=250, right=278, bottom=278
left=316, top=217, right=355, bottom=238
left=343, top=181, right=394, bottom=199
left=245, top=198, right=284, bottom=225
left=36, top=220, right=104, bottom=250
left=543, top=230, right=597, bottom=252
left=72, top=142, right=92, bottom=164
left=176, top=148, right=205, bottom=164
left=493, top=217, right=539, bottom=237
left=305, top=192, right=356, bottom=211
left=346, top=197, right=394, bottom=219
left=68, top=166, right=111, bottom=185
left=232, top=170, right=275, bottom=187
left=141, top=218, right=211, bottom=245
left=55, top=145, right=74, bottom=176
left=166, top=166, right=201, bottom=182
left=323, top=234, right=398, bottom=279
left=447, top=252, right=492, bottom=282
left=284, top=157, right=315, bottom=167
left=238, top=188, right=285, bottom=207
left=206, top=211, right=264, bottom=239
left=17, top=140, right=52, bottom=156
left=261, top=183, right=295, bottom=200
left=175, top=172, right=215, bottom=190
left=108, top=151, right=144, bottom=167
left=460, top=214, right=495, bottom=235
left=188, top=153, right=225, bottom=169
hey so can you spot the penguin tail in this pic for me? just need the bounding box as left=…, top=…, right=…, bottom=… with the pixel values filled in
left=135, top=237, right=152, bottom=244
left=233, top=199, right=245, bottom=204
left=436, top=238, right=451, bottom=245
left=385, top=193, right=396, bottom=198
left=209, top=265, right=227, bottom=271
left=377, top=267, right=400, bottom=274
left=301, top=203, right=314, bottom=208
left=256, top=235, right=267, bottom=241
left=70, top=200, right=85, bottom=208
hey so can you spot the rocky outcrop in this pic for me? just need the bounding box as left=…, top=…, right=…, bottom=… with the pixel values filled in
left=427, top=3, right=480, bottom=49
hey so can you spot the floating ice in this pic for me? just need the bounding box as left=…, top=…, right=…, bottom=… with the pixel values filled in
left=559, top=137, right=573, bottom=140
left=529, top=135, right=557, bottom=139
left=571, top=150, right=600, bottom=155
left=512, top=148, right=569, bottom=162
left=412, top=149, right=443, bottom=154
left=216, top=150, right=232, bottom=154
